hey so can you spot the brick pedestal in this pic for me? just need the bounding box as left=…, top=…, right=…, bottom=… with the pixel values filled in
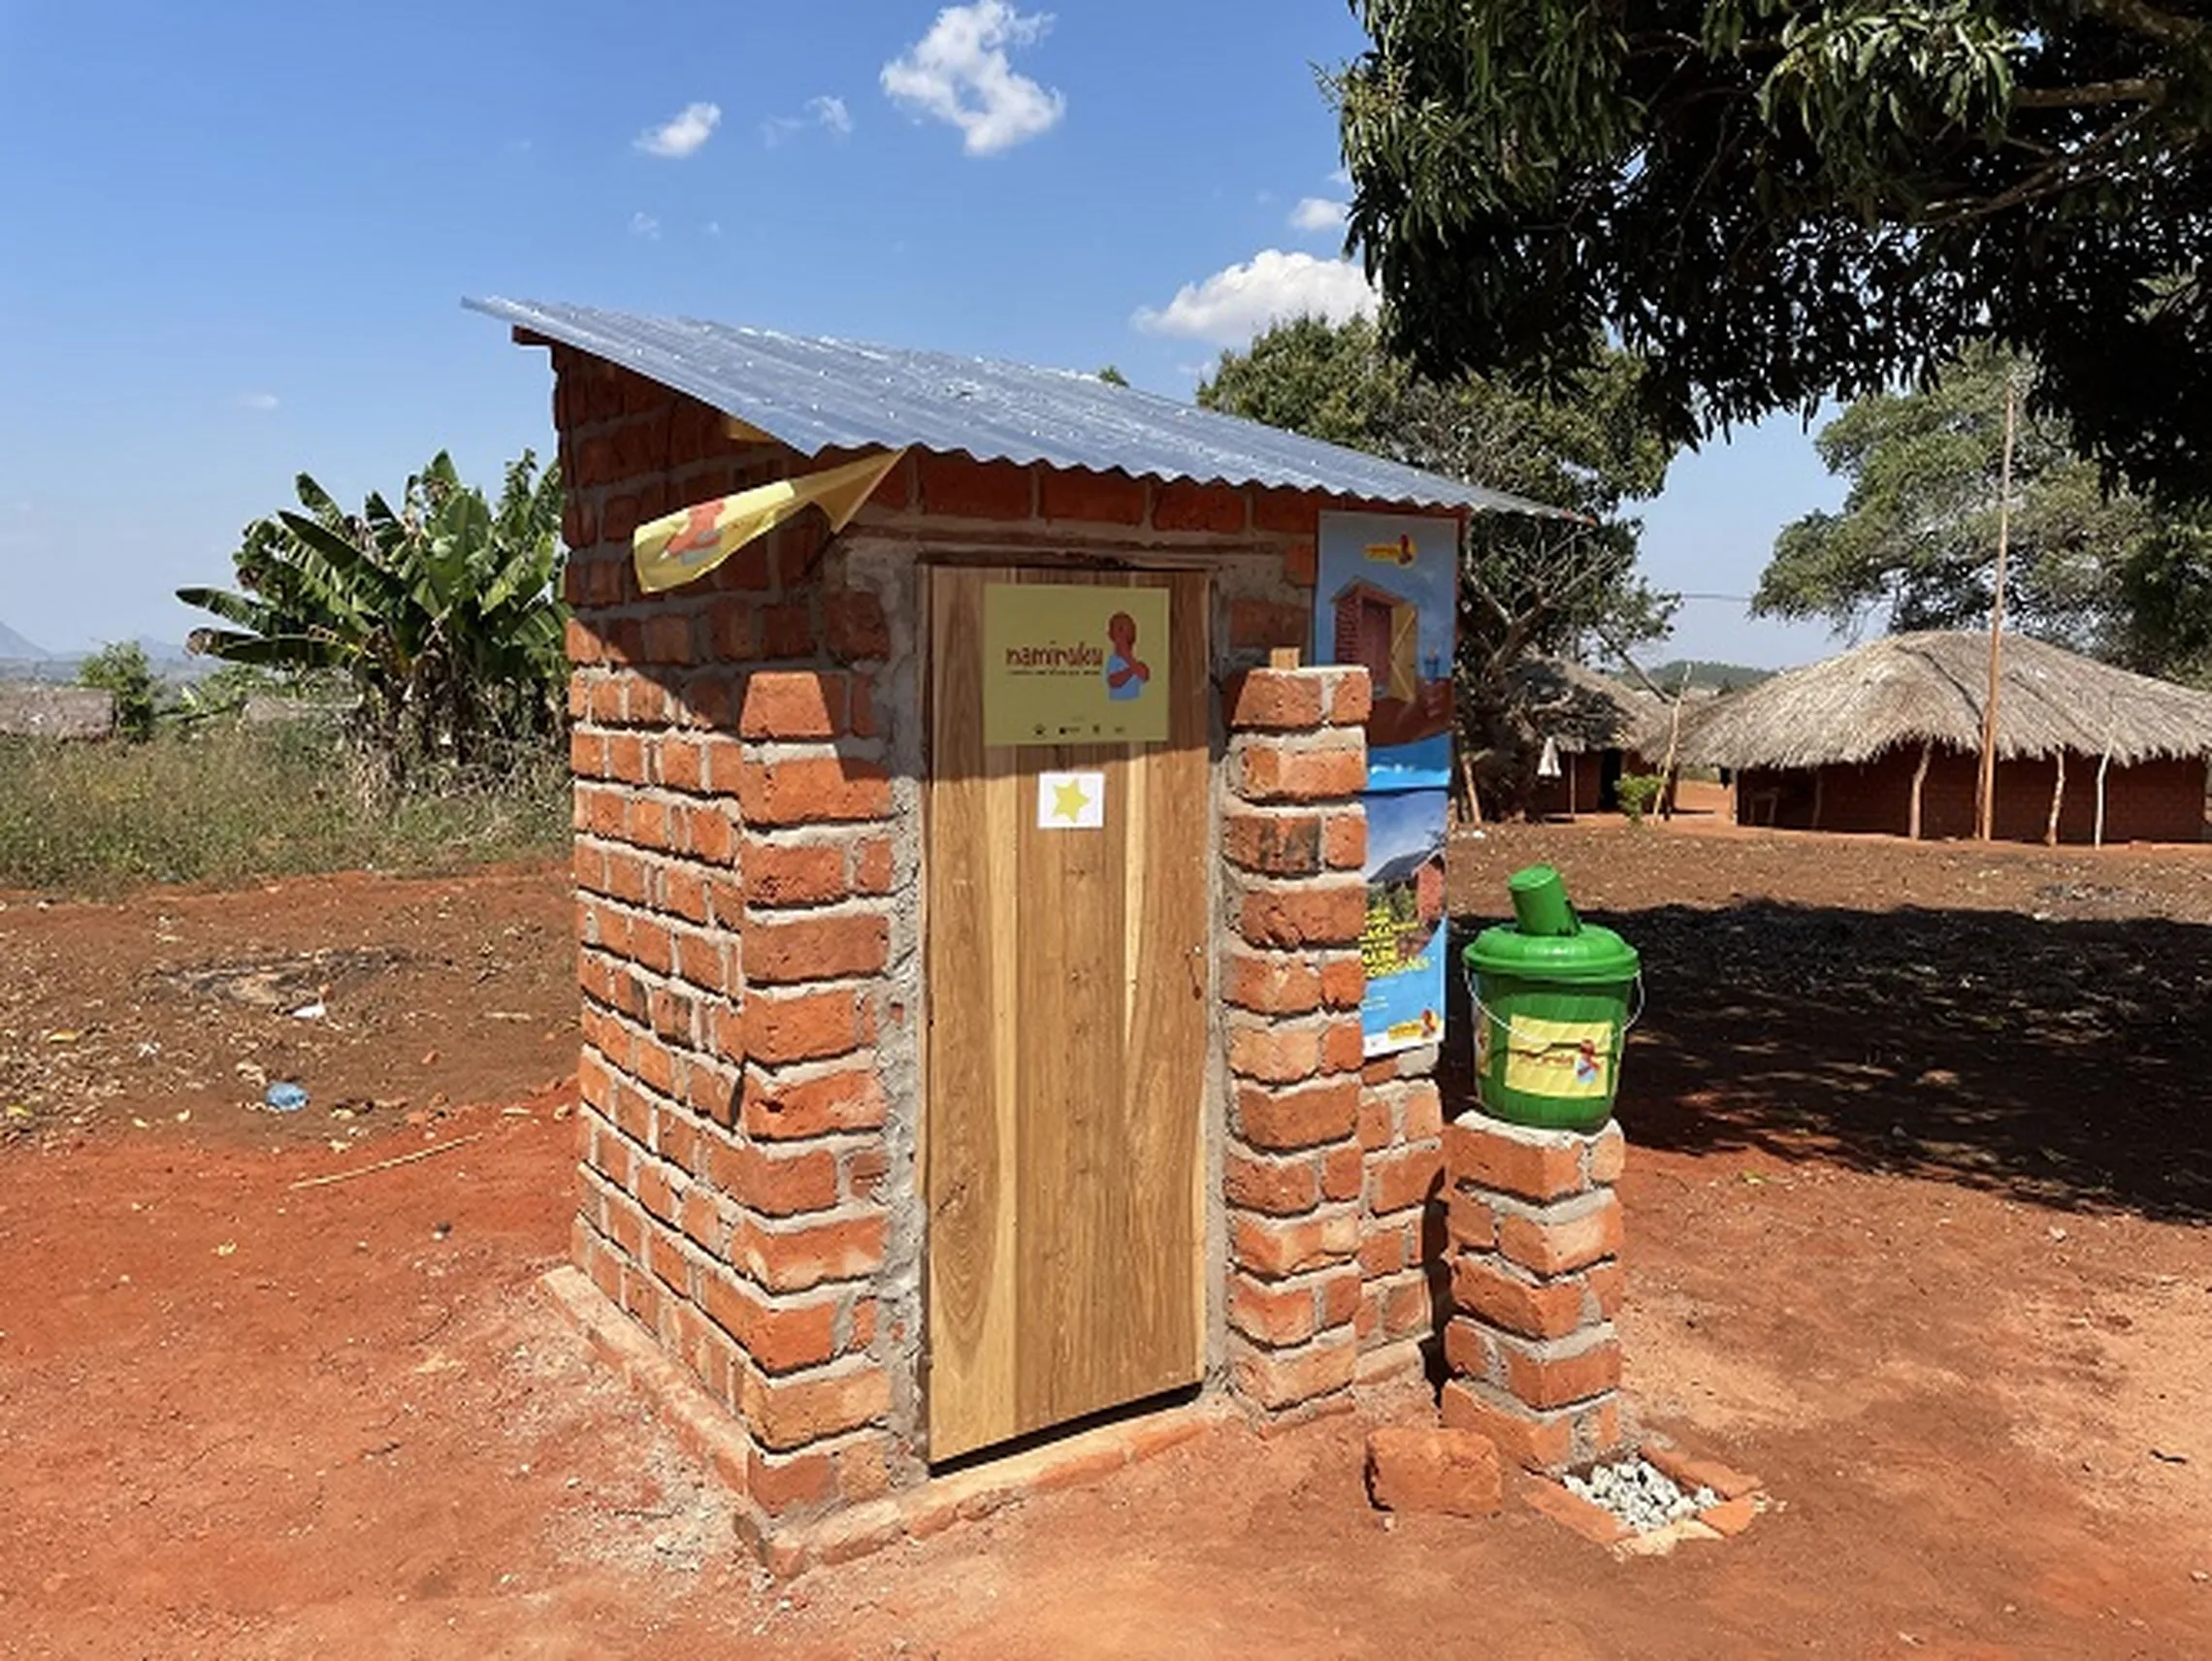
left=1439, top=1113, right=1626, bottom=1470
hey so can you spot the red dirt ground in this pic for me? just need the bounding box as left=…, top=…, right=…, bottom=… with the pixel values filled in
left=5, top=830, right=2210, bottom=1658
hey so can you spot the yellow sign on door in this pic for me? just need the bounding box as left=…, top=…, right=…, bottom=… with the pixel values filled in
left=982, top=584, right=1171, bottom=747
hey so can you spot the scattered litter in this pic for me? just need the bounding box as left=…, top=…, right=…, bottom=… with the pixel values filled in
left=213, top=1241, right=237, bottom=1257
left=2049, top=1226, right=2069, bottom=1243
left=137, top=1040, right=161, bottom=1059
left=2150, top=1449, right=2190, bottom=1465
left=421, top=1048, right=439, bottom=1066
left=264, top=1082, right=309, bottom=1114
left=288, top=1132, right=483, bottom=1191
left=1563, top=1455, right=1719, bottom=1535
left=4, top=1104, right=32, bottom=1124
left=174, top=1110, right=189, bottom=1124
left=501, top=1106, right=534, bottom=1118
left=45, top=1030, right=81, bottom=1044
left=289, top=1000, right=327, bottom=1021
left=235, top=1060, right=268, bottom=1087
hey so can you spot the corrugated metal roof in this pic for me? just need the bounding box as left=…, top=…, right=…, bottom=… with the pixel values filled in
left=466, top=297, right=1571, bottom=519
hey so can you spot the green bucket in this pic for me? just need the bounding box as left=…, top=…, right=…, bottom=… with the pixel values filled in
left=1462, top=865, right=1642, bottom=1132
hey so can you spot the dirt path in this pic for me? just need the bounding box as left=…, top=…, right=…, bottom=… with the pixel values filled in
left=0, top=866, right=575, bottom=1148
left=4, top=836, right=2210, bottom=1656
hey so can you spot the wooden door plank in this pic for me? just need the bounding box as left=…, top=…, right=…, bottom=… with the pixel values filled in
left=1012, top=570, right=1116, bottom=1430
left=1116, top=570, right=1210, bottom=1395
left=925, top=569, right=1021, bottom=1460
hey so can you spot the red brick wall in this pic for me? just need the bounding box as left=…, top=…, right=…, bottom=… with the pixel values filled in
left=541, top=342, right=1458, bottom=1524
left=1219, top=667, right=1372, bottom=1415
left=1739, top=747, right=2208, bottom=844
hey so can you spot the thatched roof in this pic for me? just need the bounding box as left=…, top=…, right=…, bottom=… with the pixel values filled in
left=1675, top=631, right=2212, bottom=770
left=1506, top=657, right=1666, bottom=753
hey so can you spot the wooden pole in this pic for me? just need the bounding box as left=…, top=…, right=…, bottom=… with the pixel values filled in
left=2096, top=738, right=2114, bottom=848
left=1975, top=377, right=2019, bottom=841
left=2045, top=750, right=2066, bottom=846
left=1656, top=661, right=1694, bottom=821
left=1909, top=741, right=1933, bottom=840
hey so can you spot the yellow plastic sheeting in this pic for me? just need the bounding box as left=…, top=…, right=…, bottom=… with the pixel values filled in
left=631, top=449, right=905, bottom=595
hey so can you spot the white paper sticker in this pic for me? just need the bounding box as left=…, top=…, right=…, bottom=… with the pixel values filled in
left=1037, top=770, right=1106, bottom=830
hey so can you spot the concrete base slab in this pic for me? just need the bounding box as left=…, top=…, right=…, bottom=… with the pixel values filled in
left=541, top=1264, right=1236, bottom=1576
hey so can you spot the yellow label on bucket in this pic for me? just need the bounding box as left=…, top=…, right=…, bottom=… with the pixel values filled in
left=1501, top=1016, right=1614, bottom=1099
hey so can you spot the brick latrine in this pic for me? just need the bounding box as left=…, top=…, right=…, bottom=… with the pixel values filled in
left=1439, top=1114, right=1626, bottom=1470
left=538, top=338, right=1458, bottom=1545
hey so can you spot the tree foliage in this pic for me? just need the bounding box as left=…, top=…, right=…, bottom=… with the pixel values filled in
left=1198, top=315, right=1679, bottom=805
left=179, top=452, right=567, bottom=781
left=1335, top=0, right=2212, bottom=503
left=1757, top=345, right=2212, bottom=683
left=78, top=641, right=164, bottom=742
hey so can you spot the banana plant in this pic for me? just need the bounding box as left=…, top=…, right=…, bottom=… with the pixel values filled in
left=179, top=450, right=566, bottom=779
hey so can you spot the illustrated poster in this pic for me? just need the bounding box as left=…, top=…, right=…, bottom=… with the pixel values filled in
left=1315, top=511, right=1457, bottom=791
left=1359, top=788, right=1450, bottom=1058
left=1317, top=510, right=1457, bottom=1055
left=982, top=584, right=1170, bottom=747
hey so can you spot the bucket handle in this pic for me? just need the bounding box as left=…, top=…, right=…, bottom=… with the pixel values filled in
left=1466, top=971, right=1644, bottom=1051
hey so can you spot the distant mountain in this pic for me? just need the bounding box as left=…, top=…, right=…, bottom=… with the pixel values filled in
left=0, top=619, right=50, bottom=660
left=1645, top=659, right=1775, bottom=694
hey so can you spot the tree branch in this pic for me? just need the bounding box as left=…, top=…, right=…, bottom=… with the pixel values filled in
left=2078, top=0, right=2202, bottom=47
left=2014, top=78, right=2166, bottom=110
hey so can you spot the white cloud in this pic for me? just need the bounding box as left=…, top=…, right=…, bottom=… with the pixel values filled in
left=1289, top=196, right=1348, bottom=233
left=881, top=2, right=1065, bottom=156
left=1328, top=165, right=1352, bottom=186
left=236, top=391, right=280, bottom=411
left=634, top=101, right=722, bottom=159
left=704, top=219, right=724, bottom=238
left=630, top=211, right=662, bottom=240
left=764, top=94, right=855, bottom=147
left=1132, top=249, right=1378, bottom=345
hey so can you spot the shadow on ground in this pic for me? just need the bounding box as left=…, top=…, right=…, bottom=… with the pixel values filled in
left=1447, top=900, right=2212, bottom=1222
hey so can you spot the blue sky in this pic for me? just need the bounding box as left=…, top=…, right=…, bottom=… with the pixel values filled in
left=0, top=0, right=1844, bottom=665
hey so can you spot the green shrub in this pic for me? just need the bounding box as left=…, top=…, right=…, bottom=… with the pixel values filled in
left=1615, top=772, right=1667, bottom=825
left=77, top=642, right=164, bottom=741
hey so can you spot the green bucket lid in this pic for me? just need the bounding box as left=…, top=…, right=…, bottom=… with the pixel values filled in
left=1464, top=864, right=1640, bottom=985
left=1464, top=921, right=1640, bottom=986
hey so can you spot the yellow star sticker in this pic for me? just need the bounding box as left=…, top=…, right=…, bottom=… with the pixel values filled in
left=1050, top=777, right=1093, bottom=823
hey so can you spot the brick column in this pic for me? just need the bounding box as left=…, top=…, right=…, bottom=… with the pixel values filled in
left=1219, top=666, right=1371, bottom=1419
left=1439, top=1113, right=1627, bottom=1470
left=720, top=668, right=901, bottom=1526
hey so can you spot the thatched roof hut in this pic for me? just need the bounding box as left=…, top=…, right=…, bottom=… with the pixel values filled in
left=1676, top=631, right=2212, bottom=770
left=1676, top=632, right=2212, bottom=845
left=1505, top=656, right=1661, bottom=753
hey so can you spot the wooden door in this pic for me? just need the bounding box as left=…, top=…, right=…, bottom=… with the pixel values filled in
left=925, top=567, right=1211, bottom=1462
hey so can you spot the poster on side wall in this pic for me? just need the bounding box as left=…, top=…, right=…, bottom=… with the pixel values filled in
left=982, top=583, right=1172, bottom=747
left=1315, top=511, right=1458, bottom=792
left=1359, top=788, right=1451, bottom=1057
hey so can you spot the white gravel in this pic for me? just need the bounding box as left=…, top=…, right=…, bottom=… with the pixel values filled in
left=1564, top=1455, right=1720, bottom=1534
